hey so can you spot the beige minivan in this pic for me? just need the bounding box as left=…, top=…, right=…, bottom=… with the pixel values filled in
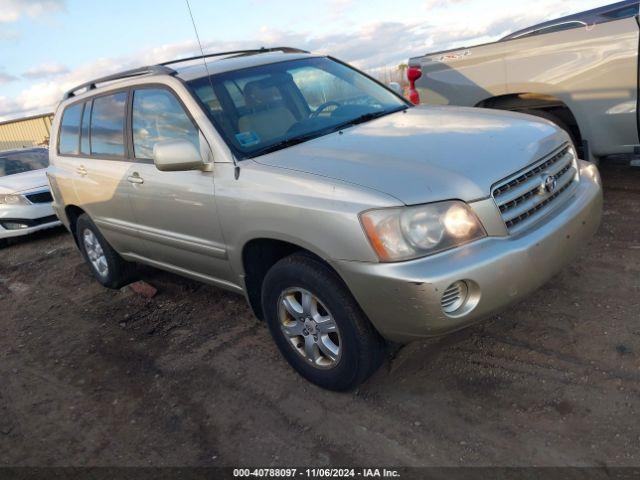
left=48, top=48, right=603, bottom=390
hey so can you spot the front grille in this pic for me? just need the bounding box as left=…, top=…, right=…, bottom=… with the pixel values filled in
left=492, top=145, right=578, bottom=234
left=25, top=190, right=53, bottom=204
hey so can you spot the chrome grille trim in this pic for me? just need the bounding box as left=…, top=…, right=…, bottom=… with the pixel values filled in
left=492, top=144, right=578, bottom=234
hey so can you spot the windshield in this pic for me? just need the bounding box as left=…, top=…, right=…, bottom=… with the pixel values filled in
left=0, top=148, right=48, bottom=177
left=188, top=57, right=408, bottom=158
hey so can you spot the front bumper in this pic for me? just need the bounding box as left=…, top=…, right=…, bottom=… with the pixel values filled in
left=0, top=202, right=61, bottom=239
left=334, top=162, right=603, bottom=343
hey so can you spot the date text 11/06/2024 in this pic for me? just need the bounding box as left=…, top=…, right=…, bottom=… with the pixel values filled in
left=232, top=468, right=401, bottom=478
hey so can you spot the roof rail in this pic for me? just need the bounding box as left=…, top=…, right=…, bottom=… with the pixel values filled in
left=63, top=65, right=176, bottom=100
left=159, top=46, right=310, bottom=67
left=62, top=47, right=309, bottom=101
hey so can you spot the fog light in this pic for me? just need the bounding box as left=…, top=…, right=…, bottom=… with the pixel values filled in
left=441, top=281, right=469, bottom=314
left=2, top=222, right=29, bottom=230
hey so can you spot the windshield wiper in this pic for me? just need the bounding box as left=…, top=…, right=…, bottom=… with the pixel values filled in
left=252, top=131, right=324, bottom=157
left=333, top=106, right=408, bottom=131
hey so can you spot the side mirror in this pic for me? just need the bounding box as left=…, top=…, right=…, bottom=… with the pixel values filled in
left=388, top=82, right=402, bottom=95
left=152, top=139, right=206, bottom=172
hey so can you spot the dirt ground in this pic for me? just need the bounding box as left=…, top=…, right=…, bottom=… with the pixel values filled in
left=1, top=163, right=639, bottom=468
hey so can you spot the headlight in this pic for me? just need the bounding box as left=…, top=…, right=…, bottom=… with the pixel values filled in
left=360, top=201, right=486, bottom=262
left=0, top=194, right=29, bottom=205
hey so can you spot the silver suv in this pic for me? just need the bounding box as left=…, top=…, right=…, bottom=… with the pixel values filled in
left=48, top=48, right=603, bottom=390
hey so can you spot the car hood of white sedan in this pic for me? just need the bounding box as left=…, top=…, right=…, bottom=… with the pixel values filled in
left=0, top=168, right=49, bottom=195
left=254, top=105, right=569, bottom=205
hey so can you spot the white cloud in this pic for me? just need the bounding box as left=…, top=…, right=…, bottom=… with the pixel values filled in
left=423, top=0, right=469, bottom=9
left=0, top=71, right=18, bottom=84
left=328, top=0, right=355, bottom=17
left=0, top=1, right=607, bottom=121
left=22, top=63, right=69, bottom=79
left=0, top=45, right=203, bottom=120
left=0, top=0, right=65, bottom=23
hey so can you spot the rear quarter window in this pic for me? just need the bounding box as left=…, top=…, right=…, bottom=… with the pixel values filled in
left=58, top=103, right=83, bottom=155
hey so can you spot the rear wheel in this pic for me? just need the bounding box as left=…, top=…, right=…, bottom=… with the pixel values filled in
left=262, top=253, right=385, bottom=391
left=76, top=214, right=135, bottom=288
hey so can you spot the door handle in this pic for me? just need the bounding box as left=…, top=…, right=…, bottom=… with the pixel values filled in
left=76, top=165, right=87, bottom=177
left=127, top=172, right=144, bottom=184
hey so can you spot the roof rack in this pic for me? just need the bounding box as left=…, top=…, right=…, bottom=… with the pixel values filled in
left=158, top=46, right=310, bottom=67
left=63, top=65, right=176, bottom=100
left=62, top=47, right=309, bottom=100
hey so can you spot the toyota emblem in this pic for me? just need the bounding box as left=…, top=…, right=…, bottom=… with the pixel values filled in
left=542, top=174, right=557, bottom=194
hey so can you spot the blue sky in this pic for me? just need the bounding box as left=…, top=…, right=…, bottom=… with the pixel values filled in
left=0, top=0, right=614, bottom=120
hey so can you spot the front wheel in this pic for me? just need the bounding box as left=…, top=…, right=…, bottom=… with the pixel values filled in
left=262, top=254, right=385, bottom=391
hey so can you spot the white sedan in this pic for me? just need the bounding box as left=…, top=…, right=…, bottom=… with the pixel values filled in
left=0, top=147, right=60, bottom=242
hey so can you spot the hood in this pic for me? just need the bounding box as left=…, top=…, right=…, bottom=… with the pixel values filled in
left=254, top=106, right=569, bottom=205
left=0, top=168, right=49, bottom=195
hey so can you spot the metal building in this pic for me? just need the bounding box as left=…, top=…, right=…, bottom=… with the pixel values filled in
left=0, top=113, right=54, bottom=151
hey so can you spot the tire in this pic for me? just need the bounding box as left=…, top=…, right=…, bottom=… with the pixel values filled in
left=0, top=237, right=17, bottom=248
left=76, top=214, right=135, bottom=289
left=261, top=253, right=385, bottom=391
left=519, top=109, right=579, bottom=153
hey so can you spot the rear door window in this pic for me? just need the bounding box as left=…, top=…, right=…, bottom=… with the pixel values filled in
left=58, top=103, right=83, bottom=155
left=90, top=92, right=127, bottom=157
left=131, top=88, right=199, bottom=160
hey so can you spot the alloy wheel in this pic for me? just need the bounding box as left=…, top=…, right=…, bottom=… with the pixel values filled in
left=82, top=228, right=109, bottom=278
left=278, top=287, right=341, bottom=369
